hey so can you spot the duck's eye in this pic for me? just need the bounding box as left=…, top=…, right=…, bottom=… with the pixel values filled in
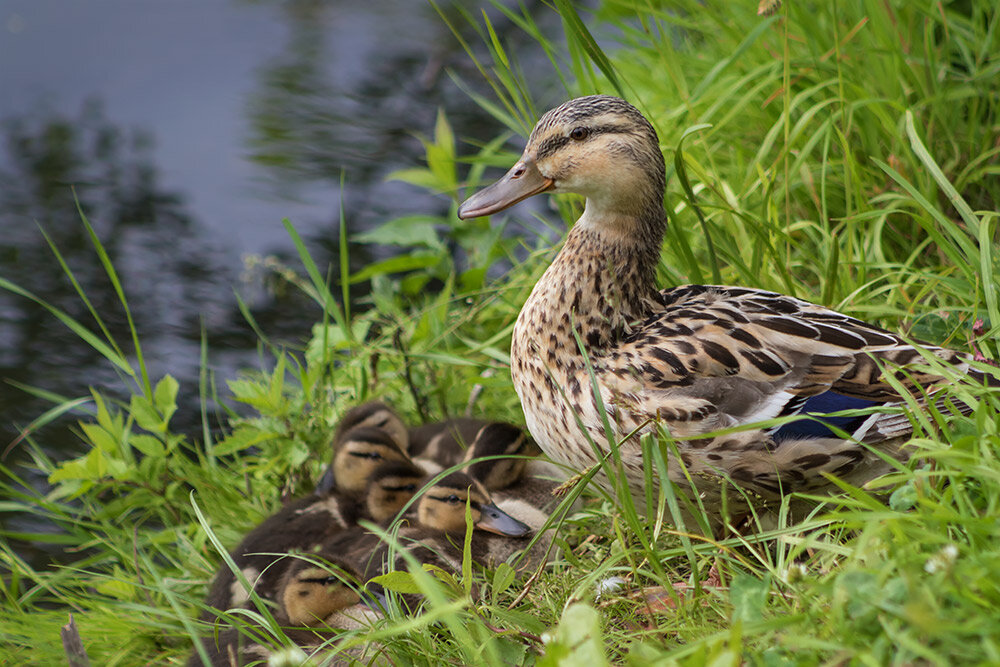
left=403, top=484, right=417, bottom=492
left=569, top=127, right=589, bottom=141
left=446, top=494, right=461, bottom=504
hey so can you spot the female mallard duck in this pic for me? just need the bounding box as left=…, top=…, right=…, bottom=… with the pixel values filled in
left=201, top=431, right=417, bottom=617
left=458, top=95, right=995, bottom=515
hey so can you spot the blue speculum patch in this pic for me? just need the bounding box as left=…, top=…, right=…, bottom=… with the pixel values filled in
left=773, top=392, right=882, bottom=440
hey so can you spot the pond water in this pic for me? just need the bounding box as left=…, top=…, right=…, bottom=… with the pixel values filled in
left=0, top=0, right=566, bottom=459
left=0, top=0, right=568, bottom=560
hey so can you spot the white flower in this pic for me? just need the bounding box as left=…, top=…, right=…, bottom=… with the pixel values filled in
left=924, top=543, right=959, bottom=574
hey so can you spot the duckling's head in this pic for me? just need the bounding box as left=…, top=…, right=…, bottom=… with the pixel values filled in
left=365, top=460, right=424, bottom=522
left=416, top=472, right=531, bottom=537
left=321, top=426, right=412, bottom=496
left=334, top=401, right=409, bottom=452
left=458, top=95, right=665, bottom=223
left=463, top=422, right=539, bottom=491
left=280, top=559, right=363, bottom=627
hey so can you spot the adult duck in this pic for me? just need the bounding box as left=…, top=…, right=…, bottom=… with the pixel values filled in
left=458, top=94, right=994, bottom=516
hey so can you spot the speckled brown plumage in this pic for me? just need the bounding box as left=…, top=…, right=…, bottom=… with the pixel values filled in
left=458, top=95, right=996, bottom=517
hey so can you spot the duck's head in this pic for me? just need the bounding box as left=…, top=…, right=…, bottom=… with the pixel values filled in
left=462, top=422, right=539, bottom=490
left=416, top=472, right=531, bottom=537
left=279, top=558, right=365, bottom=627
left=458, top=95, right=665, bottom=222
left=334, top=401, right=409, bottom=452
left=317, top=426, right=412, bottom=496
left=365, top=460, right=425, bottom=522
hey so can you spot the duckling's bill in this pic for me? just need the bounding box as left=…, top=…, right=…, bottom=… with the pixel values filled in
left=458, top=158, right=553, bottom=219
left=475, top=502, right=532, bottom=537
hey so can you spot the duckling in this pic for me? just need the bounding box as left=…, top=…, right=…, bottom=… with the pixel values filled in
left=458, top=94, right=997, bottom=520
left=460, top=421, right=543, bottom=491
left=276, top=557, right=374, bottom=628
left=322, top=471, right=531, bottom=587
left=316, top=421, right=409, bottom=495
left=408, top=416, right=488, bottom=468
left=201, top=431, right=417, bottom=618
left=188, top=628, right=271, bottom=667
left=327, top=401, right=487, bottom=477
left=333, top=400, right=409, bottom=452
left=463, top=422, right=572, bottom=569
left=191, top=556, right=376, bottom=667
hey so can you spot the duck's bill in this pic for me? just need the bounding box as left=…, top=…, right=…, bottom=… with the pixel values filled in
left=314, top=465, right=336, bottom=495
left=457, top=159, right=554, bottom=219
left=360, top=583, right=388, bottom=612
left=475, top=503, right=532, bottom=537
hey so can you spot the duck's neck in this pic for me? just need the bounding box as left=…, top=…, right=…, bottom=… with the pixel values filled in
left=517, top=198, right=665, bottom=354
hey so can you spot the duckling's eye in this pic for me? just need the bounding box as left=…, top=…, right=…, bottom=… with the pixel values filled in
left=569, top=127, right=589, bottom=141
left=403, top=484, right=417, bottom=492
left=445, top=494, right=461, bottom=504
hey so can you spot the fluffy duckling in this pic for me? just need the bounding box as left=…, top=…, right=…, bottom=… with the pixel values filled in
left=276, top=557, right=374, bottom=628
left=201, top=434, right=416, bottom=618
left=327, top=401, right=487, bottom=476
left=463, top=422, right=571, bottom=569
left=191, top=556, right=376, bottom=667
left=461, top=421, right=542, bottom=490
left=315, top=423, right=408, bottom=495
left=323, top=472, right=531, bottom=585
left=408, top=417, right=488, bottom=466
left=332, top=400, right=409, bottom=452
left=458, top=94, right=998, bottom=519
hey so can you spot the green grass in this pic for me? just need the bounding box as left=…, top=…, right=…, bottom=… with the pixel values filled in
left=3, top=0, right=1000, bottom=664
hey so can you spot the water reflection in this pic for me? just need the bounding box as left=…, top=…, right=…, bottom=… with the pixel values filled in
left=0, top=0, right=561, bottom=463
left=0, top=100, right=235, bottom=452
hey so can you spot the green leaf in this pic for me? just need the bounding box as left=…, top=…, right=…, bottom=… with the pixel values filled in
left=152, top=375, right=179, bottom=425
left=129, top=434, right=165, bottom=458
left=96, top=578, right=136, bottom=602
left=370, top=570, right=423, bottom=595
left=387, top=167, right=440, bottom=190
left=80, top=422, right=119, bottom=454
left=130, top=394, right=164, bottom=434
left=730, top=573, right=770, bottom=623
left=212, top=427, right=280, bottom=457
left=538, top=602, right=609, bottom=667
left=349, top=252, right=441, bottom=283
left=351, top=215, right=445, bottom=249
left=492, top=562, right=516, bottom=594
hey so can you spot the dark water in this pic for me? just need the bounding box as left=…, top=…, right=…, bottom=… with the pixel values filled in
left=0, top=0, right=563, bottom=473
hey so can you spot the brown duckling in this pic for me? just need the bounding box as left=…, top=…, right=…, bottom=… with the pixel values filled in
left=191, top=556, right=376, bottom=667
left=201, top=432, right=417, bottom=618
left=332, top=400, right=409, bottom=453
left=327, top=471, right=531, bottom=593
left=460, top=422, right=572, bottom=570
left=460, top=421, right=543, bottom=490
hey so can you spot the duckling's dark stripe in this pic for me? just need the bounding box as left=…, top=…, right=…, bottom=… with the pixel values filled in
left=534, top=125, right=623, bottom=160
left=428, top=495, right=480, bottom=510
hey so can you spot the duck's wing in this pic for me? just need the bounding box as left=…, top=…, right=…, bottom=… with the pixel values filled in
left=605, top=285, right=984, bottom=440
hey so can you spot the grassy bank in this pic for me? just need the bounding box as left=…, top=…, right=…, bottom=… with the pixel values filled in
left=2, top=0, right=999, bottom=664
